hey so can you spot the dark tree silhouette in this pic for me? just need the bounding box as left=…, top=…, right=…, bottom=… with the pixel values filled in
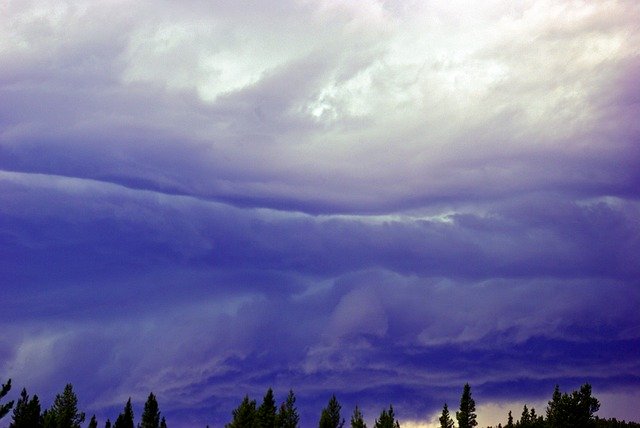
left=277, top=390, right=299, bottom=428
left=88, top=415, right=98, bottom=428
left=319, top=395, right=344, bottom=428
left=10, top=388, right=41, bottom=428
left=439, top=403, right=454, bottom=428
left=373, top=405, right=400, bottom=428
left=49, top=384, right=85, bottom=428
left=519, top=404, right=531, bottom=427
left=226, top=395, right=258, bottom=428
left=114, top=398, right=135, bottom=428
left=456, top=383, right=477, bottom=428
left=506, top=410, right=514, bottom=428
left=350, top=405, right=366, bottom=428
left=141, top=393, right=161, bottom=428
left=258, top=388, right=277, bottom=428
left=0, top=379, right=14, bottom=420
left=545, top=384, right=599, bottom=428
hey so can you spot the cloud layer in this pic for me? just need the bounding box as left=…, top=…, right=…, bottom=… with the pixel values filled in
left=1, top=0, right=639, bottom=426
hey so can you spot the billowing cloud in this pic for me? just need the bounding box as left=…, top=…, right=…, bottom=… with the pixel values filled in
left=1, top=0, right=639, bottom=427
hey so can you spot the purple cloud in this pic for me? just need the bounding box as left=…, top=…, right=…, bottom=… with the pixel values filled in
left=1, top=1, right=639, bottom=427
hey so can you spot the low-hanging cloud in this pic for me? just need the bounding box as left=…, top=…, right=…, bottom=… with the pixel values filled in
left=1, top=0, right=639, bottom=427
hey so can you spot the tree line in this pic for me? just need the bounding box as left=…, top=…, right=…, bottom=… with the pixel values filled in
left=1, top=378, right=638, bottom=427
left=0, top=380, right=164, bottom=428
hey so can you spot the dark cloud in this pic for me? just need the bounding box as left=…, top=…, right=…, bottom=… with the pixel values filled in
left=2, top=171, right=639, bottom=426
left=2, top=1, right=640, bottom=427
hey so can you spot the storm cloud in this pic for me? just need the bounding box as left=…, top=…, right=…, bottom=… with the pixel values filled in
left=1, top=1, right=639, bottom=427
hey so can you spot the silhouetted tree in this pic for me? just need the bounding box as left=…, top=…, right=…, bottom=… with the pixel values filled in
left=277, top=390, right=299, bottom=428
left=529, top=407, right=544, bottom=428
left=319, top=395, right=344, bottom=428
left=226, top=395, right=258, bottom=428
left=49, top=384, right=85, bottom=428
left=114, top=398, right=134, bottom=428
left=350, top=405, right=366, bottom=428
left=160, top=416, right=167, bottom=428
left=546, top=384, right=599, bottom=428
left=141, top=393, right=161, bottom=428
left=594, top=416, right=640, bottom=427
left=42, top=409, right=55, bottom=428
left=506, top=411, right=514, bottom=428
left=569, top=384, right=600, bottom=427
left=0, top=379, right=14, bottom=420
left=258, top=388, right=277, bottom=428
left=10, top=388, right=41, bottom=428
left=373, top=405, right=400, bottom=428
left=518, top=404, right=531, bottom=427
left=88, top=415, right=98, bottom=428
left=546, top=385, right=564, bottom=427
left=456, top=383, right=477, bottom=428
left=105, top=418, right=112, bottom=428
left=439, top=403, right=454, bottom=428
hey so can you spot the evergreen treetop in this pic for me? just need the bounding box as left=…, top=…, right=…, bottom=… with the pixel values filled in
left=88, top=414, right=98, bottom=428
left=277, top=390, right=299, bottom=428
left=439, top=403, right=454, bottom=428
left=506, top=410, right=514, bottom=428
left=226, top=395, right=258, bottom=428
left=350, top=405, right=367, bottom=428
left=319, top=395, right=344, bottom=428
left=114, top=397, right=135, bottom=428
left=1, top=379, right=14, bottom=420
left=141, top=393, right=161, bottom=428
left=258, top=388, right=277, bottom=428
left=545, top=383, right=599, bottom=428
left=50, top=383, right=85, bottom=428
left=456, top=383, right=477, bottom=428
left=10, top=388, right=41, bottom=428
left=373, top=405, right=400, bottom=428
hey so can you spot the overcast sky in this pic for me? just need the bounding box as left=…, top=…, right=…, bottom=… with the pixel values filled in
left=1, top=0, right=639, bottom=427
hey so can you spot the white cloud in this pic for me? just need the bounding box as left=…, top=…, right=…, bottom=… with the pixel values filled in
left=2, top=0, right=638, bottom=212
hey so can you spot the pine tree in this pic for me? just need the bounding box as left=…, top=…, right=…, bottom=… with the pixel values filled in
left=226, top=395, right=258, bottom=428
left=456, top=383, right=477, bottom=428
left=570, top=384, right=600, bottom=427
left=105, top=418, right=112, bottom=428
left=26, top=393, right=42, bottom=427
left=319, top=395, right=344, bottom=428
left=0, top=379, right=14, bottom=420
left=88, top=415, right=98, bottom=428
left=42, top=409, right=55, bottom=428
left=373, top=405, right=400, bottom=428
left=160, top=416, right=167, bottom=428
left=114, top=398, right=135, bottom=428
left=141, top=393, right=161, bottom=428
left=545, top=384, right=600, bottom=428
left=350, top=405, right=366, bottom=428
left=439, top=403, right=454, bottom=428
left=277, top=390, right=299, bottom=428
left=257, top=388, right=277, bottom=428
left=10, top=388, right=41, bottom=428
left=546, top=385, right=564, bottom=428
left=49, top=384, right=85, bottom=428
left=529, top=407, right=543, bottom=428
left=519, top=404, right=531, bottom=427
left=506, top=410, right=514, bottom=428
